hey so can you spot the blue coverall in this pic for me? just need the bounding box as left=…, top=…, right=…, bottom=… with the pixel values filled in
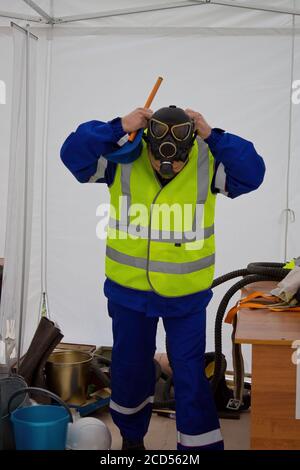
left=61, top=117, right=265, bottom=450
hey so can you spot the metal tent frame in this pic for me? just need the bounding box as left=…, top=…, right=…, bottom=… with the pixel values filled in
left=1, top=0, right=300, bottom=25
left=1, top=0, right=296, bottom=263
left=0, top=0, right=298, bottom=368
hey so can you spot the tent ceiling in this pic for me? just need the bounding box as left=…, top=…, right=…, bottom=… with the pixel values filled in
left=0, top=0, right=300, bottom=25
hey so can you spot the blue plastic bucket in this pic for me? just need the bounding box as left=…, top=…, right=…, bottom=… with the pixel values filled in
left=11, top=405, right=69, bottom=450
left=8, top=387, right=73, bottom=450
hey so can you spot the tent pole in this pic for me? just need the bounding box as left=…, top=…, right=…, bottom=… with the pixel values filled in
left=22, top=0, right=54, bottom=24
left=12, top=23, right=38, bottom=370
left=10, top=21, right=38, bottom=40
left=54, top=0, right=300, bottom=24
left=54, top=1, right=207, bottom=24
left=2, top=1, right=300, bottom=25
left=3, top=1, right=300, bottom=25
left=201, top=1, right=300, bottom=16
left=16, top=27, right=30, bottom=371
left=0, top=11, right=41, bottom=22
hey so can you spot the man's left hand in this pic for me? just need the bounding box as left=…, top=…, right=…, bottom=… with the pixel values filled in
left=185, top=109, right=212, bottom=140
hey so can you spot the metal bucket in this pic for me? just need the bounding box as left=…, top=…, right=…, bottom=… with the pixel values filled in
left=45, top=350, right=93, bottom=405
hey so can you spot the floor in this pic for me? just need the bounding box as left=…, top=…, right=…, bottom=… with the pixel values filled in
left=96, top=408, right=250, bottom=450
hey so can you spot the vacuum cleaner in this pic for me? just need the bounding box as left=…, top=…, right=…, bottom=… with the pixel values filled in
left=211, top=261, right=291, bottom=410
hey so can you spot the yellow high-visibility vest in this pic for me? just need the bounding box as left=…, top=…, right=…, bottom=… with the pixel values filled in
left=105, top=137, right=216, bottom=297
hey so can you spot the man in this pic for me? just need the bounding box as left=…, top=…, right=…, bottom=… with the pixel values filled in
left=61, top=106, right=265, bottom=451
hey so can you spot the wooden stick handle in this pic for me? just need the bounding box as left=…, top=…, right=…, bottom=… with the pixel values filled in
left=128, top=76, right=163, bottom=142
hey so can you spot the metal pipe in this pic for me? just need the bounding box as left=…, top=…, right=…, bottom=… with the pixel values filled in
left=54, top=1, right=206, bottom=24
left=0, top=10, right=41, bottom=22
left=207, top=0, right=300, bottom=16
left=14, top=23, right=38, bottom=370
left=10, top=21, right=38, bottom=40
left=4, top=1, right=300, bottom=26
left=22, top=0, right=54, bottom=23
left=17, top=27, right=30, bottom=371
left=54, top=0, right=300, bottom=24
left=3, top=1, right=300, bottom=26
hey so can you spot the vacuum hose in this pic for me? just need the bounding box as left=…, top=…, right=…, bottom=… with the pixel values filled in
left=211, top=262, right=287, bottom=394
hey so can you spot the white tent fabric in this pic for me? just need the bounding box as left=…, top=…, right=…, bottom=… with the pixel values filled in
left=0, top=29, right=12, bottom=259
left=287, top=14, right=300, bottom=260
left=0, top=24, right=37, bottom=366
left=0, top=1, right=299, bottom=372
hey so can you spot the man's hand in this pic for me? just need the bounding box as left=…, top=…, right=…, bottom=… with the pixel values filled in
left=121, top=108, right=153, bottom=133
left=185, top=109, right=212, bottom=140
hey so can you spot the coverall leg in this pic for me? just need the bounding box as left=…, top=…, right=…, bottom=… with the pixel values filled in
left=163, top=310, right=224, bottom=450
left=108, top=301, right=159, bottom=442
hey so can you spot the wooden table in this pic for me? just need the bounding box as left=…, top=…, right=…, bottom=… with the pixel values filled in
left=235, top=281, right=300, bottom=450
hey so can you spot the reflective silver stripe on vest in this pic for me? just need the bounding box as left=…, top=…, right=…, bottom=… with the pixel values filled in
left=149, top=254, right=215, bottom=274
left=109, top=396, right=154, bottom=415
left=120, top=162, right=133, bottom=226
left=106, top=246, right=214, bottom=274
left=214, top=162, right=228, bottom=196
left=192, top=137, right=209, bottom=235
left=195, top=137, right=209, bottom=204
left=88, top=156, right=107, bottom=182
left=177, top=429, right=223, bottom=448
left=108, top=217, right=214, bottom=242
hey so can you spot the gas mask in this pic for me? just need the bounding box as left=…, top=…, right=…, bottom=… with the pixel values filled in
left=145, top=105, right=196, bottom=178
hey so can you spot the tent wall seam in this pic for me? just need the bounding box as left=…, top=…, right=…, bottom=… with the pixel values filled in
left=40, top=25, right=54, bottom=319
left=284, top=12, right=296, bottom=262
left=17, top=27, right=30, bottom=370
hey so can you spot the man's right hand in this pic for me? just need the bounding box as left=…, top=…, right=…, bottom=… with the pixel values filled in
left=121, top=108, right=153, bottom=133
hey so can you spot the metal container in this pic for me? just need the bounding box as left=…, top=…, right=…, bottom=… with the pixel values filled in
left=45, top=350, right=93, bottom=405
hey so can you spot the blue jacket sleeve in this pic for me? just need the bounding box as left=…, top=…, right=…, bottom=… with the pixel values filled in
left=206, top=129, right=266, bottom=198
left=60, top=118, right=126, bottom=184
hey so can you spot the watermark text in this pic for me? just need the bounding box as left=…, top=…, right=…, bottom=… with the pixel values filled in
left=0, top=80, right=6, bottom=104
left=292, top=79, right=300, bottom=105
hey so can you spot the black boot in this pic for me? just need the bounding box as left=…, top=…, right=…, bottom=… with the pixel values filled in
left=121, top=437, right=146, bottom=451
